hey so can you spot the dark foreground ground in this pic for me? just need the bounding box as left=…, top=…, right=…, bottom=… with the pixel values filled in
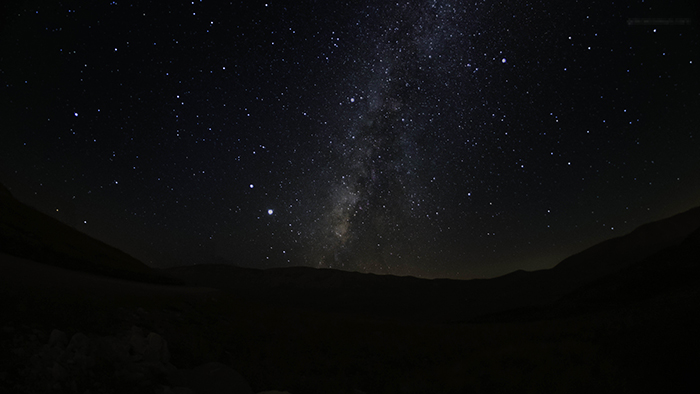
left=1, top=247, right=699, bottom=394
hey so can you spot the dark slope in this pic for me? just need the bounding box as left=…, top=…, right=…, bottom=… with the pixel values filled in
left=547, top=205, right=700, bottom=286
left=464, top=205, right=700, bottom=319
left=167, top=205, right=700, bottom=322
left=548, top=220, right=700, bottom=394
left=470, top=220, right=700, bottom=393
left=473, top=220, right=700, bottom=323
left=0, top=183, right=181, bottom=285
left=552, top=222, right=700, bottom=315
left=166, top=262, right=563, bottom=322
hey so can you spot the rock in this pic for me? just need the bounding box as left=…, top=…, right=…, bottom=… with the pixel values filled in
left=129, top=326, right=147, bottom=359
left=124, top=370, right=146, bottom=383
left=111, top=336, right=131, bottom=362
left=32, top=329, right=48, bottom=343
left=143, top=332, right=170, bottom=364
left=92, top=335, right=130, bottom=365
left=49, top=362, right=67, bottom=381
left=66, top=332, right=90, bottom=355
left=48, top=329, right=68, bottom=348
left=66, top=332, right=95, bottom=370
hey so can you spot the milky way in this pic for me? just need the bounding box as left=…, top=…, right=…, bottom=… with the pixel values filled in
left=296, top=2, right=472, bottom=272
left=1, top=0, right=698, bottom=278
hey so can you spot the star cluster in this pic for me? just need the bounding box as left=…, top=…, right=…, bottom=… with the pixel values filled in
left=1, top=0, right=698, bottom=278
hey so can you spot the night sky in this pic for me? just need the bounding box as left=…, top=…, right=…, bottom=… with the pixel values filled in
left=1, top=0, right=698, bottom=279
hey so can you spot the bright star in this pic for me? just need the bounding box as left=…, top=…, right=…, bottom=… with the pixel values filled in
left=268, top=209, right=273, bottom=215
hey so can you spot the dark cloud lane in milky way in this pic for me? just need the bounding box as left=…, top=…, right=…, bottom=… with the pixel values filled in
left=1, top=0, right=698, bottom=278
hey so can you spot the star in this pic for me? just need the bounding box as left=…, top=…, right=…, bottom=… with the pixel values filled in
left=1, top=0, right=696, bottom=279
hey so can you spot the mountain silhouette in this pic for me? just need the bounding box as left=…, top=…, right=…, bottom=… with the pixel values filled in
left=166, top=205, right=700, bottom=322
left=0, top=182, right=180, bottom=285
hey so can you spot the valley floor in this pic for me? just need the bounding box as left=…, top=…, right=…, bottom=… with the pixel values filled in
left=1, top=252, right=698, bottom=394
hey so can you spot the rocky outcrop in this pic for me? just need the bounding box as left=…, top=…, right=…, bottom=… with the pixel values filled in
left=0, top=325, right=284, bottom=394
